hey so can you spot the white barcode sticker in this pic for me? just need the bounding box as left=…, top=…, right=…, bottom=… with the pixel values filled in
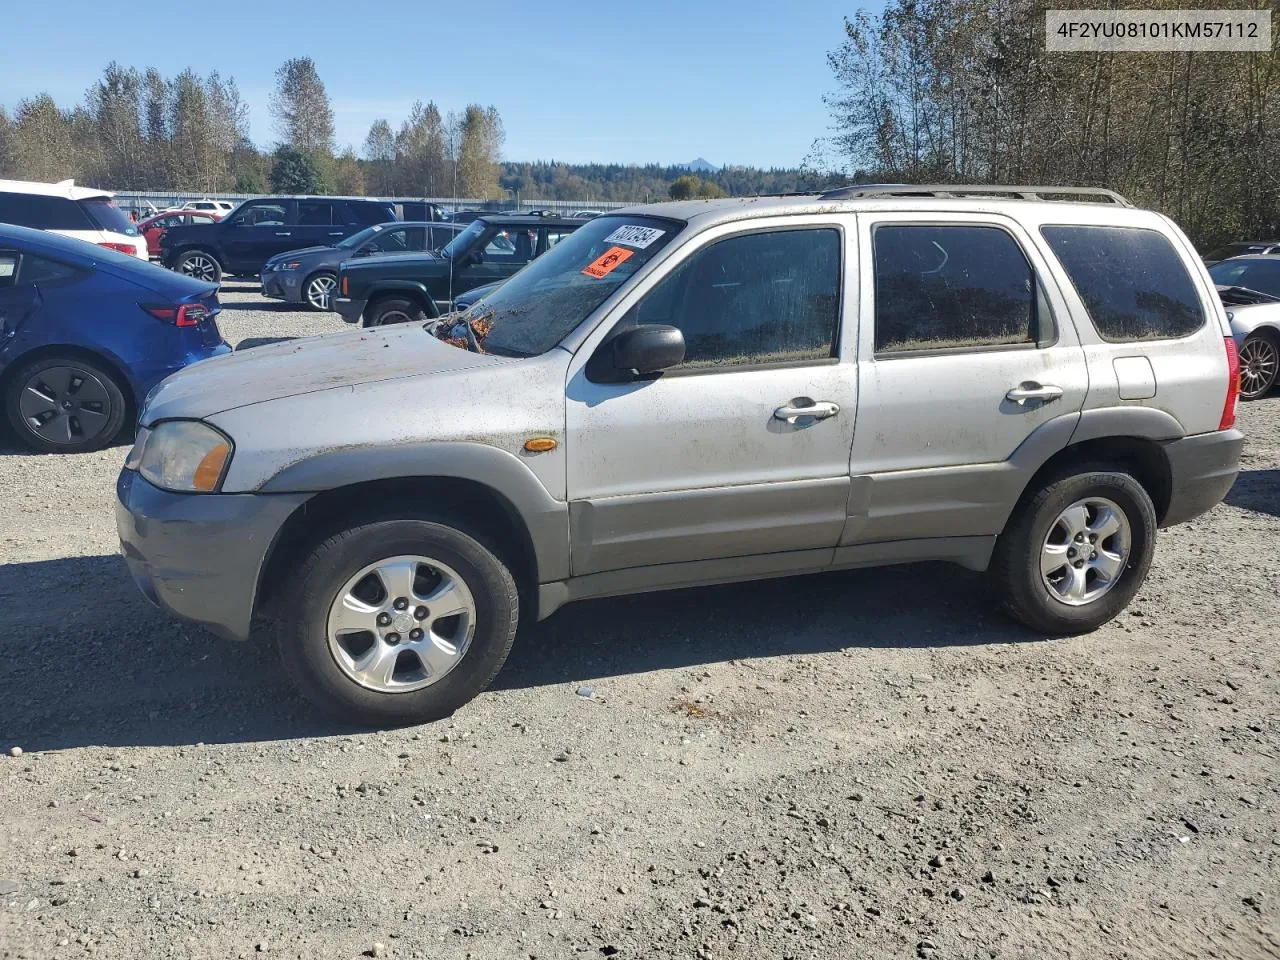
left=604, top=225, right=665, bottom=249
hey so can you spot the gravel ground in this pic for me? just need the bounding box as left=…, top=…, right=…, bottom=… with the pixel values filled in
left=1, top=285, right=1278, bottom=960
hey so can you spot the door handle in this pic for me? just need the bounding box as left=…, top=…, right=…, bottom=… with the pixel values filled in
left=275, top=231, right=292, bottom=237
left=328, top=231, right=344, bottom=237
left=1005, top=382, right=1064, bottom=404
left=774, top=400, right=840, bottom=422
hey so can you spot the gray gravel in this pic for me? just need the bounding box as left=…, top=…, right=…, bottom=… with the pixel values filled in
left=1, top=286, right=1278, bottom=959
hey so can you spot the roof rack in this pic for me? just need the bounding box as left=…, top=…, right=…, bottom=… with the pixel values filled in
left=820, top=184, right=1132, bottom=207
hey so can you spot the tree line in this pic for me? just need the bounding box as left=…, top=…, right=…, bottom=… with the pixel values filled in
left=813, top=0, right=1279, bottom=246
left=0, top=59, right=808, bottom=203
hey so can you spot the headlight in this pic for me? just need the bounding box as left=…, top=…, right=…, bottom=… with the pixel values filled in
left=135, top=421, right=233, bottom=493
left=280, top=261, right=303, bottom=271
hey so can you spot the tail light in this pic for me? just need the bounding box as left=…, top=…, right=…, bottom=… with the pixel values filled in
left=142, top=303, right=212, bottom=328
left=1219, top=336, right=1241, bottom=430
left=99, top=242, right=136, bottom=254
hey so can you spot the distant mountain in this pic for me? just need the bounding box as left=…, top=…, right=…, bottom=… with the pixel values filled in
left=685, top=157, right=718, bottom=173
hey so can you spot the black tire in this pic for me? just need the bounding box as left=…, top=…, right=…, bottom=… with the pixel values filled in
left=4, top=354, right=129, bottom=454
left=175, top=249, right=222, bottom=284
left=1238, top=331, right=1279, bottom=401
left=365, top=297, right=428, bottom=328
left=991, top=465, right=1156, bottom=635
left=276, top=516, right=519, bottom=726
left=302, top=271, right=337, bottom=312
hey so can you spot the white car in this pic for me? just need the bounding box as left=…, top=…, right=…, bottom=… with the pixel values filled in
left=0, top=178, right=147, bottom=259
left=180, top=199, right=237, bottom=216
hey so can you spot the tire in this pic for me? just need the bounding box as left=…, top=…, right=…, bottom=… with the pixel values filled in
left=365, top=297, right=428, bottom=328
left=991, top=465, right=1156, bottom=635
left=4, top=354, right=129, bottom=454
left=175, top=249, right=222, bottom=284
left=276, top=516, right=519, bottom=726
left=1238, top=331, right=1279, bottom=401
left=303, top=271, right=337, bottom=311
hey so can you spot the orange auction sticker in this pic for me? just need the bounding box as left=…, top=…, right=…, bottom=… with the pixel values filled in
left=581, top=246, right=634, bottom=279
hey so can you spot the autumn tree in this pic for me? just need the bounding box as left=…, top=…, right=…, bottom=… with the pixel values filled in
left=452, top=104, right=505, bottom=198
left=270, top=57, right=334, bottom=155
left=362, top=119, right=396, bottom=195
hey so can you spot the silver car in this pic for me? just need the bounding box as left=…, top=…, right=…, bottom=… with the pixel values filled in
left=117, top=186, right=1244, bottom=726
left=1210, top=254, right=1280, bottom=399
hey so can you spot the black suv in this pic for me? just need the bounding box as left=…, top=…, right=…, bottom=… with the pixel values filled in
left=334, top=215, right=583, bottom=326
left=161, top=196, right=397, bottom=283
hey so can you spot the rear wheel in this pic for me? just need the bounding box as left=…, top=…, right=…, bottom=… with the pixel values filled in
left=365, top=297, right=428, bottom=328
left=1238, top=331, right=1279, bottom=400
left=304, top=272, right=337, bottom=311
left=276, top=517, right=519, bottom=725
left=176, top=249, right=222, bottom=284
left=4, top=355, right=129, bottom=453
left=991, top=466, right=1156, bottom=635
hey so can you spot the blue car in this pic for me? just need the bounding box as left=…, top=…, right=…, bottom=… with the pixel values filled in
left=0, top=223, right=230, bottom=453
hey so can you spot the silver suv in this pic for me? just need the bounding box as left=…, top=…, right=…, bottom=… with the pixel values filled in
left=116, top=185, right=1244, bottom=726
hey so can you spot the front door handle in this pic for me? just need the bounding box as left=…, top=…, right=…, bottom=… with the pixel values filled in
left=774, top=400, right=840, bottom=422
left=275, top=231, right=292, bottom=237
left=328, top=231, right=344, bottom=237
left=1005, top=381, right=1064, bottom=404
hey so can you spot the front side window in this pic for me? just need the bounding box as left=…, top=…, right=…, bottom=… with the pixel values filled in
left=874, top=224, right=1035, bottom=354
left=484, top=227, right=535, bottom=263
left=240, top=202, right=287, bottom=226
left=626, top=227, right=841, bottom=371
left=0, top=251, right=17, bottom=289
left=366, top=227, right=412, bottom=254
left=1042, top=225, right=1205, bottom=341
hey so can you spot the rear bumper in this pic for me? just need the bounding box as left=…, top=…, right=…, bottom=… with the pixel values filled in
left=1161, top=428, right=1244, bottom=526
left=334, top=297, right=365, bottom=324
left=115, top=469, right=308, bottom=642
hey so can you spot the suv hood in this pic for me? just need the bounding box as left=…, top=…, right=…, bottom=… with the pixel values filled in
left=141, top=323, right=506, bottom=423
left=345, top=251, right=443, bottom=270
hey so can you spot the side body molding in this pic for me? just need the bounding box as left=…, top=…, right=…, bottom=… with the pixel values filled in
left=258, top=441, right=570, bottom=583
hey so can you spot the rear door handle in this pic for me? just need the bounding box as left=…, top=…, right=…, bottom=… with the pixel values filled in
left=275, top=231, right=292, bottom=237
left=1005, top=382, right=1064, bottom=404
left=328, top=231, right=344, bottom=237
left=774, top=400, right=840, bottom=422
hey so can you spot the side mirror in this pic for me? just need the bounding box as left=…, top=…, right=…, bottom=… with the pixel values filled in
left=610, top=324, right=685, bottom=377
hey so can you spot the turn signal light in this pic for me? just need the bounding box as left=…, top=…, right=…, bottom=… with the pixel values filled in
left=192, top=441, right=231, bottom=492
left=524, top=437, right=557, bottom=453
left=340, top=275, right=349, bottom=296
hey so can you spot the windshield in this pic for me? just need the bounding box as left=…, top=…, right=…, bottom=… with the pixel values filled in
left=81, top=197, right=139, bottom=237
left=441, top=220, right=485, bottom=259
left=1209, top=258, right=1280, bottom=298
left=451, top=215, right=681, bottom=357
left=337, top=224, right=384, bottom=249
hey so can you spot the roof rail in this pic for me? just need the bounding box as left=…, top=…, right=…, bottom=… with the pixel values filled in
left=820, top=184, right=1132, bottom=207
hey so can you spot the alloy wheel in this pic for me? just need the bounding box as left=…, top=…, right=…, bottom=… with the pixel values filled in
left=306, top=275, right=336, bottom=310
left=181, top=254, right=218, bottom=282
left=1239, top=335, right=1278, bottom=400
left=1040, top=497, right=1131, bottom=606
left=326, top=555, right=477, bottom=693
left=18, top=365, right=114, bottom=446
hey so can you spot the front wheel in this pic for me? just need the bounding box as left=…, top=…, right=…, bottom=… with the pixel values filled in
left=991, top=466, right=1156, bottom=635
left=1238, top=331, right=1279, bottom=401
left=365, top=297, right=428, bottom=328
left=276, top=517, right=519, bottom=725
left=175, top=249, right=223, bottom=284
left=303, top=272, right=337, bottom=311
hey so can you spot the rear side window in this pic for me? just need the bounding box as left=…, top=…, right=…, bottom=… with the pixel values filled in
left=0, top=192, right=94, bottom=230
left=0, top=251, right=16, bottom=289
left=1041, top=225, right=1205, bottom=341
left=873, top=224, right=1036, bottom=353
left=21, top=255, right=80, bottom=285
left=351, top=202, right=395, bottom=225
left=297, top=201, right=334, bottom=226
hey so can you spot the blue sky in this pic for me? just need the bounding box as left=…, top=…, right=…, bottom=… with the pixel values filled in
left=0, top=0, right=862, bottom=169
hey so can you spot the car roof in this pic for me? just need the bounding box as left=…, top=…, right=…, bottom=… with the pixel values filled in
left=612, top=194, right=1172, bottom=231
left=249, top=195, right=395, bottom=203
left=1214, top=254, right=1280, bottom=262
left=475, top=214, right=583, bottom=227
left=0, top=177, right=114, bottom=202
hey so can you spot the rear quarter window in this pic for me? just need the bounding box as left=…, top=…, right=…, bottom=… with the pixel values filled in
left=1041, top=225, right=1205, bottom=342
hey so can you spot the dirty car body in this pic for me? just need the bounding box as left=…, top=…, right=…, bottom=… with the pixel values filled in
left=117, top=191, right=1243, bottom=725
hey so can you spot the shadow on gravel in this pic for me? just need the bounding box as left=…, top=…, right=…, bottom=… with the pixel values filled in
left=218, top=298, right=298, bottom=312
left=0, top=553, right=1034, bottom=752
left=236, top=336, right=297, bottom=351
left=1224, top=468, right=1280, bottom=518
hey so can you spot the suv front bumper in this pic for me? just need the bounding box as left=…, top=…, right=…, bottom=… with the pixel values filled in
left=333, top=297, right=366, bottom=324
left=1161, top=428, right=1244, bottom=526
left=115, top=469, right=307, bottom=642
